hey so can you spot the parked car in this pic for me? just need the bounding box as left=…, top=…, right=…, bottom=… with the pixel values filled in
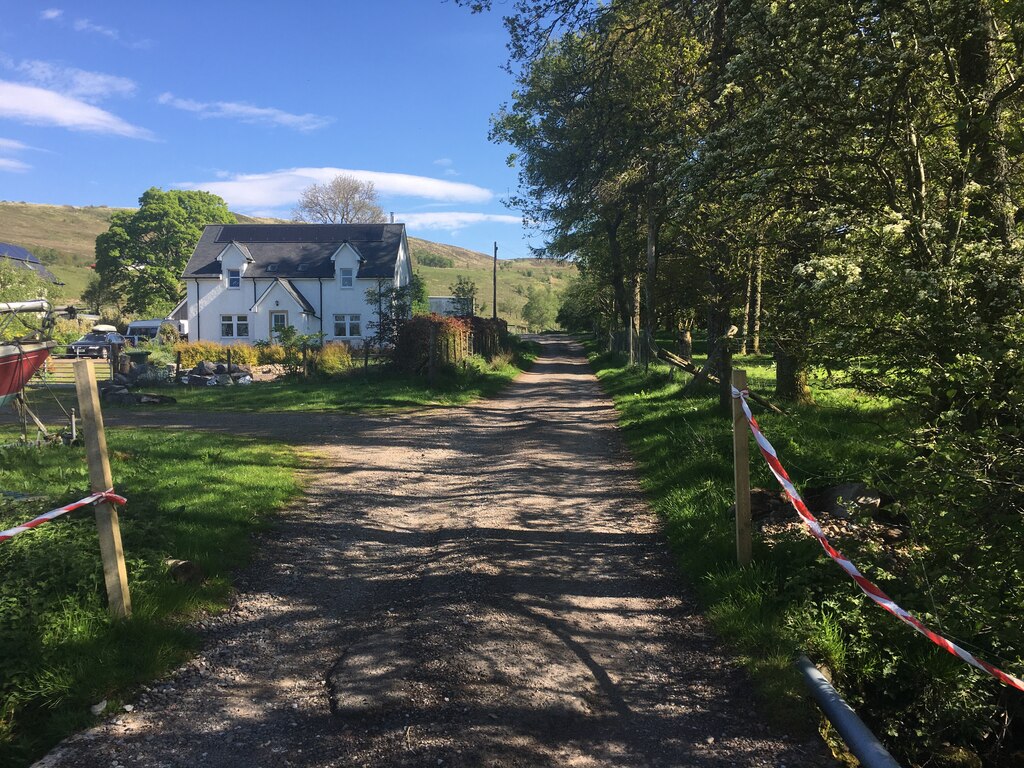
left=67, top=326, right=130, bottom=359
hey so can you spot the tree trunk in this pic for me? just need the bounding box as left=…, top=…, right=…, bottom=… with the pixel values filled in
left=739, top=252, right=753, bottom=355
left=605, top=215, right=632, bottom=353
left=774, top=344, right=813, bottom=405
left=751, top=250, right=762, bottom=354
left=644, top=182, right=661, bottom=370
left=677, top=326, right=692, bottom=359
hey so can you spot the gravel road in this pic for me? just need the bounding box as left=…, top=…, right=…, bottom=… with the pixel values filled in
left=33, top=335, right=833, bottom=767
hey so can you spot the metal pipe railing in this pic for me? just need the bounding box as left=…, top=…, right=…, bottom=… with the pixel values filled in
left=796, top=654, right=902, bottom=768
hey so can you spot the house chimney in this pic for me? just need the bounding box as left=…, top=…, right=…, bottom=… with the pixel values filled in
left=389, top=212, right=395, bottom=224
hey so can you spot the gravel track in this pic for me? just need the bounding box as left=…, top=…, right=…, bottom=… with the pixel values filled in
left=32, top=335, right=833, bottom=767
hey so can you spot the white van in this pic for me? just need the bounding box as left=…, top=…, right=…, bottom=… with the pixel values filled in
left=125, top=319, right=165, bottom=341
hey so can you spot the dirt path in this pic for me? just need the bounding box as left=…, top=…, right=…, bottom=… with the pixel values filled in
left=34, top=335, right=832, bottom=767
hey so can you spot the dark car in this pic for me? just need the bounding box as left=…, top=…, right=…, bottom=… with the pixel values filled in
left=67, top=331, right=128, bottom=359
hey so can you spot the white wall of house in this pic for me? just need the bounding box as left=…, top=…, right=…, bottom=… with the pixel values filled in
left=186, top=238, right=413, bottom=346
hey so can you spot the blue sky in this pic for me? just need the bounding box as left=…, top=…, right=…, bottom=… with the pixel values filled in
left=0, top=1, right=540, bottom=257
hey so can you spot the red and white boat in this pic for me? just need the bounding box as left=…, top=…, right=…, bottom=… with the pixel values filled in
left=1, top=300, right=55, bottom=409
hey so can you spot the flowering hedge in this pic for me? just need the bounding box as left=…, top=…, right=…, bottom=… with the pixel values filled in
left=392, top=314, right=470, bottom=374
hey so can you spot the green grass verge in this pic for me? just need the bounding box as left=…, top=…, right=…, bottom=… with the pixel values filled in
left=0, top=428, right=301, bottom=766
left=584, top=341, right=909, bottom=736
left=156, top=350, right=535, bottom=414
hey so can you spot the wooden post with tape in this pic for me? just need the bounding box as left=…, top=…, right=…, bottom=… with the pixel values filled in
left=732, top=367, right=752, bottom=567
left=73, top=359, right=131, bottom=618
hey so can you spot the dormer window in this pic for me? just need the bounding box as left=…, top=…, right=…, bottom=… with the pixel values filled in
left=227, top=269, right=241, bottom=289
left=297, top=263, right=309, bottom=273
left=340, top=267, right=353, bottom=288
left=266, top=263, right=279, bottom=273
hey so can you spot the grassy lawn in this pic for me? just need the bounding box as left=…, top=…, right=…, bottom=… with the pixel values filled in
left=156, top=349, right=537, bottom=413
left=585, top=340, right=912, bottom=737
left=0, top=428, right=301, bottom=766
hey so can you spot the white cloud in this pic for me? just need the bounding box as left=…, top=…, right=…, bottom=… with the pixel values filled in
left=3, top=58, right=136, bottom=102
left=396, top=212, right=521, bottom=230
left=0, top=157, right=30, bottom=173
left=0, top=80, right=153, bottom=139
left=177, top=167, right=494, bottom=209
left=158, top=92, right=331, bottom=132
left=433, top=158, right=453, bottom=167
left=40, top=9, right=63, bottom=21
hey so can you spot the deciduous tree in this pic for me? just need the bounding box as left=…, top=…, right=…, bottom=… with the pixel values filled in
left=292, top=175, right=386, bottom=224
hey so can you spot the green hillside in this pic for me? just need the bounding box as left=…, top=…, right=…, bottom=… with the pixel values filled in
left=0, top=202, right=574, bottom=327
left=408, top=237, right=574, bottom=329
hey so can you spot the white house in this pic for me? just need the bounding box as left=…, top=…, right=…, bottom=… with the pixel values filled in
left=181, top=223, right=413, bottom=345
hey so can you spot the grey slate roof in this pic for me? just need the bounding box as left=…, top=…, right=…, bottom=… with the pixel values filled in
left=251, top=279, right=317, bottom=315
left=0, top=242, right=62, bottom=284
left=181, top=223, right=406, bottom=280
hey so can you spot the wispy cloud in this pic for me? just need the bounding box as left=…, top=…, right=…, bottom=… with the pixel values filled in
left=73, top=18, right=118, bottom=40
left=157, top=92, right=332, bottom=132
left=0, top=157, right=31, bottom=173
left=396, top=212, right=521, bottom=231
left=42, top=11, right=151, bottom=49
left=433, top=157, right=460, bottom=177
left=177, top=167, right=494, bottom=210
left=0, top=137, right=35, bottom=172
left=0, top=138, right=37, bottom=153
left=1, top=56, right=136, bottom=102
left=0, top=80, right=153, bottom=139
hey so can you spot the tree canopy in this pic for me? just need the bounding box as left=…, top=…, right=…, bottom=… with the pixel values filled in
left=95, top=187, right=235, bottom=315
left=470, top=0, right=1024, bottom=761
left=292, top=174, right=386, bottom=224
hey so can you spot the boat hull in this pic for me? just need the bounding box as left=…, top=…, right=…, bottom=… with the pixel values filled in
left=0, top=341, right=54, bottom=408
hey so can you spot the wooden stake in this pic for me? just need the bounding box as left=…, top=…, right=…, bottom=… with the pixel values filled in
left=73, top=359, right=131, bottom=618
left=732, top=368, right=752, bottom=567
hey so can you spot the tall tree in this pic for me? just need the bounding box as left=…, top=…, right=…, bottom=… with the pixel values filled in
left=95, top=187, right=235, bottom=315
left=292, top=175, right=386, bottom=224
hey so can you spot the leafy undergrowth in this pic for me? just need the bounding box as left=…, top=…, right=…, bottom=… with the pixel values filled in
left=587, top=343, right=1024, bottom=766
left=153, top=346, right=537, bottom=414
left=0, top=428, right=301, bottom=766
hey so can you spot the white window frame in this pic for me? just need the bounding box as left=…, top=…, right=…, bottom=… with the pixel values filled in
left=227, top=269, right=241, bottom=289
left=221, top=314, right=249, bottom=339
left=339, top=267, right=354, bottom=288
left=270, top=310, right=288, bottom=339
left=333, top=313, right=361, bottom=338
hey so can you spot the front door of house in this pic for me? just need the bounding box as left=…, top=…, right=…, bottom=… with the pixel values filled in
left=270, top=311, right=288, bottom=339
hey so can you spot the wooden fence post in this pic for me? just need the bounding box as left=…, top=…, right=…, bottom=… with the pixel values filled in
left=428, top=325, right=437, bottom=385
left=226, top=348, right=232, bottom=374
left=175, top=350, right=182, bottom=381
left=732, top=367, right=752, bottom=567
left=73, top=359, right=131, bottom=618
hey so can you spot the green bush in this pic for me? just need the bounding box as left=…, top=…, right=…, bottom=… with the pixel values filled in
left=255, top=342, right=285, bottom=365
left=316, top=342, right=353, bottom=376
left=417, top=253, right=455, bottom=268
left=172, top=341, right=258, bottom=368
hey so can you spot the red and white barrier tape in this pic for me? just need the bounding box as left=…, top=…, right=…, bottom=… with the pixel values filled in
left=732, top=387, right=1024, bottom=693
left=0, top=489, right=127, bottom=543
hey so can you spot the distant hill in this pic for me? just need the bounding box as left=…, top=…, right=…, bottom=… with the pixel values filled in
left=0, top=202, right=574, bottom=328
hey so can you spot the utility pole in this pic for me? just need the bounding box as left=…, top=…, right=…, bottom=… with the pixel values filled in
left=492, top=241, right=498, bottom=319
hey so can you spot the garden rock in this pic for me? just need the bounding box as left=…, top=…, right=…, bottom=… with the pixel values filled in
left=806, top=482, right=884, bottom=520
left=727, top=487, right=791, bottom=522
left=195, top=361, right=217, bottom=376
left=187, top=374, right=213, bottom=387
left=215, top=374, right=234, bottom=386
